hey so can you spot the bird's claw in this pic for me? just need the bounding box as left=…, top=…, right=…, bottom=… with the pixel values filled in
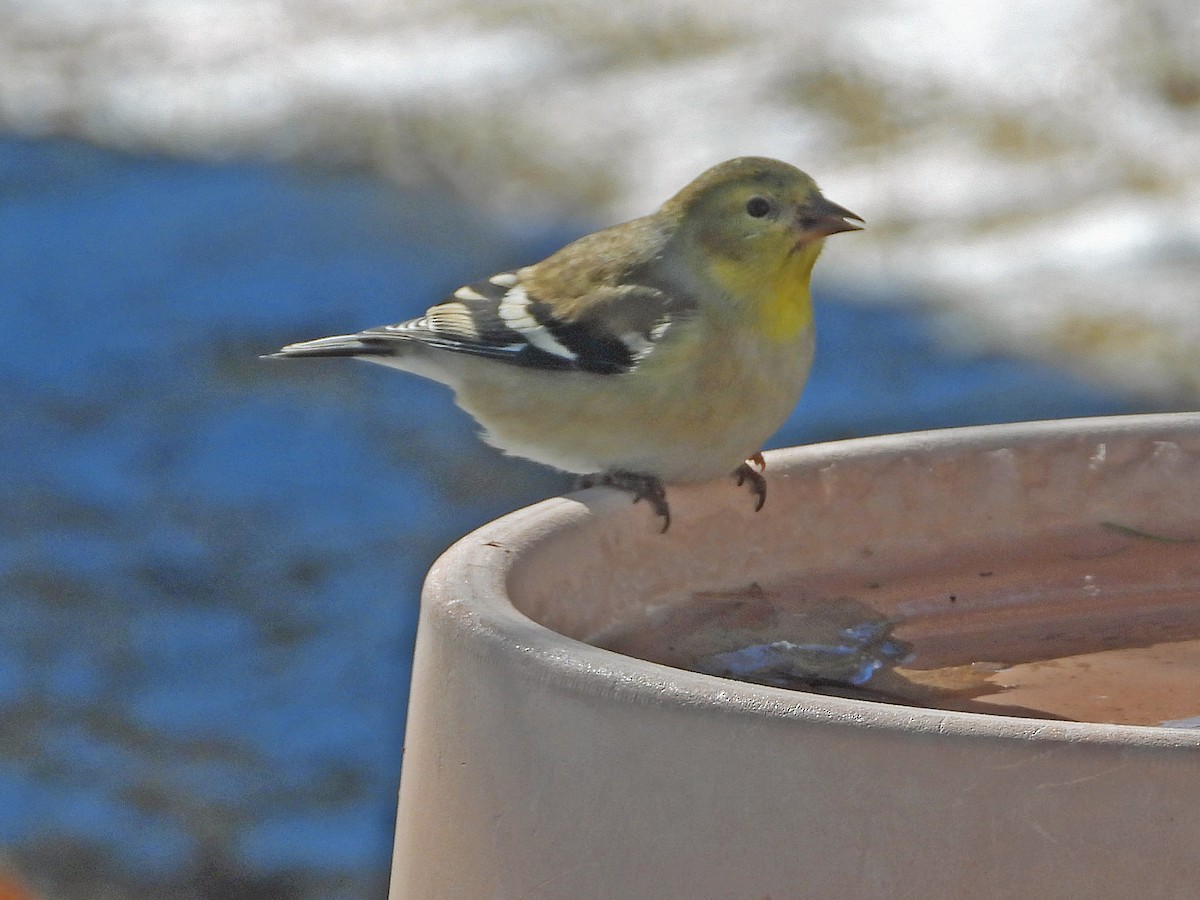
left=734, top=459, right=767, bottom=512
left=577, top=471, right=671, bottom=532
left=576, top=460, right=763, bottom=531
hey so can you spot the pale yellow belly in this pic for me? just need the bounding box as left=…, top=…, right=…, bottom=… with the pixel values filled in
left=451, top=324, right=815, bottom=482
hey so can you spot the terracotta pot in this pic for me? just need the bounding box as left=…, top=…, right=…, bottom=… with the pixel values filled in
left=391, top=414, right=1200, bottom=899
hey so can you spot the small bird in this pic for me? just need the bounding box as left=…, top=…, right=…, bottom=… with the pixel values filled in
left=267, top=157, right=861, bottom=530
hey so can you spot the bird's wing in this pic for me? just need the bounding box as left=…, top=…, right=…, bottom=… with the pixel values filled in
left=359, top=269, right=692, bottom=376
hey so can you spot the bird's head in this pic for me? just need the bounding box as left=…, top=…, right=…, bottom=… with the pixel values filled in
left=666, top=156, right=862, bottom=270
left=661, top=156, right=862, bottom=337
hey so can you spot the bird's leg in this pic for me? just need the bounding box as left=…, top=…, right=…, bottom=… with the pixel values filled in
left=734, top=457, right=767, bottom=512
left=579, top=471, right=672, bottom=532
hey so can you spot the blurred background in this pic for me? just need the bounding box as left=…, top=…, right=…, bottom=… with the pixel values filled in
left=1, top=1, right=1197, bottom=897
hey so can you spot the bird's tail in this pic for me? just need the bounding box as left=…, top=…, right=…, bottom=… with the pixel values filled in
left=262, top=333, right=397, bottom=360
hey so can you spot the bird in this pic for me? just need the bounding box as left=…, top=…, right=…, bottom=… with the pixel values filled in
left=267, top=157, right=862, bottom=531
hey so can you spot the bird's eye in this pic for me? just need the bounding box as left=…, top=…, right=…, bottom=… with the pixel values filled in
left=745, top=196, right=772, bottom=218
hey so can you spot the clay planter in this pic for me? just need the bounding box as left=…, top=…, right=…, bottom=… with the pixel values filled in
left=391, top=414, right=1200, bottom=899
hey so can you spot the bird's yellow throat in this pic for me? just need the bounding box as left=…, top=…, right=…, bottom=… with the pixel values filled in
left=709, top=239, right=821, bottom=342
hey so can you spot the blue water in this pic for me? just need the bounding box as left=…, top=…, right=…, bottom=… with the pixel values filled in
left=0, top=136, right=1144, bottom=897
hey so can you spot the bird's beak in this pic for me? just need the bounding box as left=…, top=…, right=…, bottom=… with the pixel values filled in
left=794, top=195, right=864, bottom=242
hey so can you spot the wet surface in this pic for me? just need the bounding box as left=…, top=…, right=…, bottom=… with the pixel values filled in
left=595, top=526, right=1200, bottom=726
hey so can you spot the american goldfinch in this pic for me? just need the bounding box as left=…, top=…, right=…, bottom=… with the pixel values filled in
left=268, top=157, right=861, bottom=530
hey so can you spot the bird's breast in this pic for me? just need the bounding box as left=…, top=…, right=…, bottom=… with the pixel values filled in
left=708, top=242, right=821, bottom=343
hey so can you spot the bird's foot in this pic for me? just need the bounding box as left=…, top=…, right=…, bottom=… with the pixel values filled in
left=576, top=471, right=671, bottom=533
left=734, top=457, right=767, bottom=512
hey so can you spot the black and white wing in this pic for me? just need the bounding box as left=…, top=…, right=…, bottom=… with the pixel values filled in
left=271, top=270, right=689, bottom=376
